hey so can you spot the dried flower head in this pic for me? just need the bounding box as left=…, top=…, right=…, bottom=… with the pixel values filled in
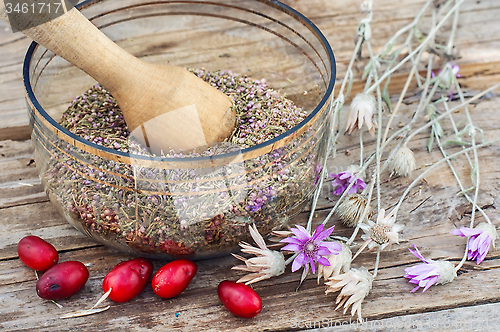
left=329, top=165, right=367, bottom=196
left=404, top=245, right=456, bottom=292
left=280, top=224, right=342, bottom=281
left=232, top=224, right=286, bottom=285
left=450, top=222, right=497, bottom=265
left=359, top=208, right=404, bottom=251
left=336, top=193, right=372, bottom=227
left=317, top=242, right=352, bottom=284
left=388, top=145, right=416, bottom=177
left=433, top=62, right=461, bottom=89
left=345, top=93, right=377, bottom=135
left=325, top=267, right=373, bottom=320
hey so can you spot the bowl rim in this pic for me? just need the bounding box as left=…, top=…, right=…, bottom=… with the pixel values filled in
left=23, top=0, right=336, bottom=165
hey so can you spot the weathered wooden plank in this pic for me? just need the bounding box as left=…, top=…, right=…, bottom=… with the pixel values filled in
left=0, top=239, right=499, bottom=331
left=310, top=302, right=500, bottom=331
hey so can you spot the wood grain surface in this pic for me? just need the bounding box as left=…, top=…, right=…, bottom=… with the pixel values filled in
left=1, top=0, right=499, bottom=331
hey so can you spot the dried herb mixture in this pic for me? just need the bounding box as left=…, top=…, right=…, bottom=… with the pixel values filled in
left=43, top=69, right=325, bottom=258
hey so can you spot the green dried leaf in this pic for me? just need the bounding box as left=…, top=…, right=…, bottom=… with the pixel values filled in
left=470, top=165, right=477, bottom=186
left=382, top=76, right=392, bottom=112
left=427, top=130, right=435, bottom=152
left=380, top=39, right=396, bottom=58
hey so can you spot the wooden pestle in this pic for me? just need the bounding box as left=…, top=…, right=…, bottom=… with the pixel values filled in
left=0, top=2, right=235, bottom=154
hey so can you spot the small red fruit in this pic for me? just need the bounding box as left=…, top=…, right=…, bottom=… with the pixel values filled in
left=17, top=235, right=58, bottom=271
left=217, top=280, right=262, bottom=318
left=36, top=261, right=89, bottom=300
left=103, top=257, right=154, bottom=303
left=152, top=259, right=197, bottom=298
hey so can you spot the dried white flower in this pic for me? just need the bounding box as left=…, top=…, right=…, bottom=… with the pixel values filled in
left=345, top=93, right=377, bottom=135
left=359, top=208, right=404, bottom=252
left=318, top=242, right=352, bottom=284
left=269, top=229, right=293, bottom=243
left=325, top=267, right=373, bottom=320
left=388, top=145, right=416, bottom=177
left=336, top=193, right=372, bottom=227
left=232, top=224, right=286, bottom=285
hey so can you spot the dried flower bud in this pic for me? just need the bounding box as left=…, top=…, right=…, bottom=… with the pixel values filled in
left=336, top=193, right=372, bottom=227
left=388, top=145, right=416, bottom=177
left=345, top=93, right=377, bottom=135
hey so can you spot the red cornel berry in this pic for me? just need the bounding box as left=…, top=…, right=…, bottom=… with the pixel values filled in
left=17, top=235, right=58, bottom=271
left=217, top=280, right=262, bottom=318
left=36, top=261, right=89, bottom=300
left=103, top=257, right=154, bottom=303
left=152, top=259, right=197, bottom=299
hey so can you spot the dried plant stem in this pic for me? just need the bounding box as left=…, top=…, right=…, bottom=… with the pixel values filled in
left=372, top=248, right=381, bottom=279
left=446, top=0, right=461, bottom=55
left=452, top=76, right=480, bottom=228
left=404, top=82, right=500, bottom=144
left=392, top=141, right=498, bottom=219
left=365, top=0, right=464, bottom=95
left=374, top=0, right=433, bottom=59
left=307, top=140, right=334, bottom=233
left=365, top=39, right=383, bottom=214
left=432, top=127, right=490, bottom=273
left=359, top=129, right=364, bottom=168
left=433, top=133, right=491, bottom=223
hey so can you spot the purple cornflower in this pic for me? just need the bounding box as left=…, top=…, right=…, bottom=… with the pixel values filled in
left=432, top=63, right=461, bottom=79
left=432, top=63, right=461, bottom=99
left=450, top=223, right=497, bottom=265
left=404, top=245, right=456, bottom=293
left=329, top=168, right=366, bottom=195
left=280, top=224, right=341, bottom=274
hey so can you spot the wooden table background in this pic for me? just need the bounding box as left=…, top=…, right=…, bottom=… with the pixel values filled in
left=1, top=0, right=500, bottom=331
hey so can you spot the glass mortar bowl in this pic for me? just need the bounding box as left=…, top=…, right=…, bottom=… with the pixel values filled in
left=24, top=0, right=336, bottom=259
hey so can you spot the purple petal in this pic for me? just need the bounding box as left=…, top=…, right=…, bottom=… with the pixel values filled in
left=356, top=179, right=367, bottom=190
left=292, top=252, right=306, bottom=272
left=280, top=237, right=303, bottom=245
left=422, top=275, right=439, bottom=292
left=476, top=248, right=488, bottom=265
left=317, top=256, right=331, bottom=267
left=308, top=255, right=316, bottom=274
left=281, top=243, right=302, bottom=252
left=333, top=186, right=345, bottom=195
left=314, top=225, right=335, bottom=241
left=291, top=225, right=311, bottom=242
left=468, top=235, right=481, bottom=252
left=450, top=227, right=481, bottom=238
left=404, top=263, right=435, bottom=278
left=408, top=245, right=429, bottom=263
left=346, top=185, right=358, bottom=195
left=338, top=172, right=352, bottom=180
left=310, top=224, right=324, bottom=241
left=317, top=248, right=336, bottom=256
left=410, top=285, right=421, bottom=293
left=317, top=241, right=342, bottom=254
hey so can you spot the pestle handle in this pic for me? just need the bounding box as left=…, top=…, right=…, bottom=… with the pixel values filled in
left=0, top=1, right=235, bottom=153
